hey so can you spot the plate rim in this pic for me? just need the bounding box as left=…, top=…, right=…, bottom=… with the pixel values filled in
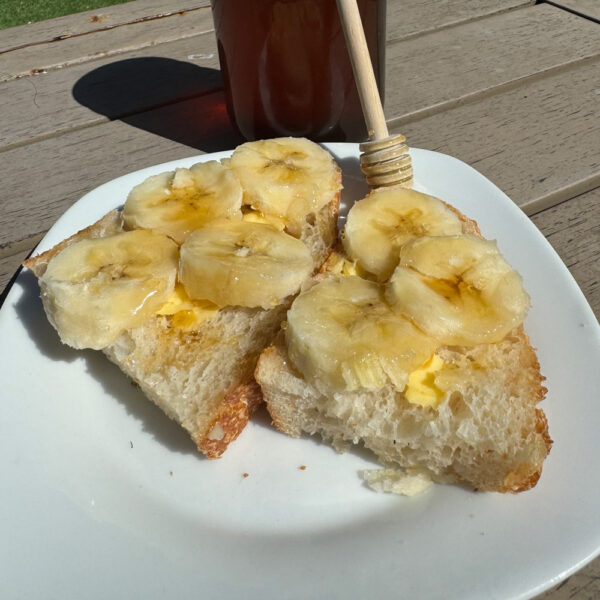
left=2, top=143, right=599, bottom=600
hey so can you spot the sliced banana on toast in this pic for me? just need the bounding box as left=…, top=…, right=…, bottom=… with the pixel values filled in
left=286, top=275, right=437, bottom=393
left=229, top=137, right=342, bottom=232
left=122, top=160, right=242, bottom=244
left=286, top=184, right=531, bottom=396
left=387, top=235, right=530, bottom=346
left=179, top=221, right=313, bottom=309
left=342, top=187, right=463, bottom=280
left=39, top=230, right=178, bottom=350
left=37, top=138, right=341, bottom=350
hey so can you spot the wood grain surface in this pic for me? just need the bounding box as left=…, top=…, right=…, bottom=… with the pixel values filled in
left=4, top=0, right=533, bottom=81
left=546, top=0, right=600, bottom=20
left=540, top=558, right=600, bottom=599
left=1, top=1, right=555, bottom=150
left=385, top=0, right=534, bottom=42
left=0, top=6, right=214, bottom=82
left=0, top=33, right=221, bottom=149
left=0, top=0, right=211, bottom=53
left=0, top=90, right=240, bottom=251
left=0, top=0, right=532, bottom=54
left=395, top=59, right=600, bottom=215
left=530, top=188, right=600, bottom=315
left=384, top=3, right=600, bottom=123
left=0, top=2, right=598, bottom=595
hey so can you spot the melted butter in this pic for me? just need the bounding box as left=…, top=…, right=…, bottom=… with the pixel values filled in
left=405, top=354, right=445, bottom=408
left=156, top=283, right=218, bottom=328
left=326, top=251, right=374, bottom=279
left=326, top=251, right=357, bottom=276
left=242, top=207, right=287, bottom=231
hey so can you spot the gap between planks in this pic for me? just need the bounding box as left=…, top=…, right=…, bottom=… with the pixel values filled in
left=1, top=56, right=597, bottom=251
left=2, top=0, right=536, bottom=83
left=0, top=89, right=220, bottom=155
left=391, top=58, right=600, bottom=218
left=382, top=3, right=600, bottom=128
left=0, top=30, right=222, bottom=151
left=0, top=8, right=210, bottom=55
left=541, top=0, right=600, bottom=23
left=386, top=0, right=535, bottom=44
left=0, top=5, right=216, bottom=83
left=386, top=55, right=600, bottom=130
left=3, top=3, right=598, bottom=155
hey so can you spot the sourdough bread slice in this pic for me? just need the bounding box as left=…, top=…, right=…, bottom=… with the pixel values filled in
left=255, top=199, right=551, bottom=492
left=25, top=190, right=340, bottom=458
left=256, top=327, right=549, bottom=492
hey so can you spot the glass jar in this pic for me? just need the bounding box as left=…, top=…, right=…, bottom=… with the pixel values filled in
left=210, top=0, right=386, bottom=142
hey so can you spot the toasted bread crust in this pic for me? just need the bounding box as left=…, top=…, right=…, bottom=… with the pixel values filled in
left=255, top=343, right=290, bottom=435
left=23, top=210, right=123, bottom=276
left=443, top=200, right=481, bottom=238
left=495, top=342, right=552, bottom=493
left=198, top=380, right=263, bottom=458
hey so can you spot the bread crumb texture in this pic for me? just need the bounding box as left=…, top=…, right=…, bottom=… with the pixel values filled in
left=256, top=327, right=551, bottom=493
left=104, top=304, right=288, bottom=458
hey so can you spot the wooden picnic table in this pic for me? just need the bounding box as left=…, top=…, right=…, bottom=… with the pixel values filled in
left=0, top=1, right=598, bottom=597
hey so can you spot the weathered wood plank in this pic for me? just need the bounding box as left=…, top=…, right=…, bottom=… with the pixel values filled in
left=0, top=0, right=532, bottom=58
left=0, top=253, right=22, bottom=298
left=0, top=90, right=243, bottom=250
left=0, top=0, right=543, bottom=86
left=386, top=0, right=534, bottom=42
left=2, top=2, right=596, bottom=153
left=539, top=558, right=600, bottom=599
left=0, top=241, right=41, bottom=301
left=0, top=33, right=221, bottom=150
left=545, top=0, right=600, bottom=21
left=530, top=187, right=600, bottom=317
left=384, top=3, right=600, bottom=123
left=0, top=5, right=214, bottom=82
left=2, top=57, right=598, bottom=253
left=0, top=0, right=210, bottom=53
left=394, top=59, right=600, bottom=215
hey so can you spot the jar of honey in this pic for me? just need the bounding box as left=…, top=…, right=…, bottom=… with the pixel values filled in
left=210, top=0, right=386, bottom=142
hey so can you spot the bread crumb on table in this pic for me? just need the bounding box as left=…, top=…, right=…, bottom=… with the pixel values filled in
left=299, top=465, right=307, bottom=470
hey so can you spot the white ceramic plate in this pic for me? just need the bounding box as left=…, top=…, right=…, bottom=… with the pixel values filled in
left=2, top=145, right=599, bottom=600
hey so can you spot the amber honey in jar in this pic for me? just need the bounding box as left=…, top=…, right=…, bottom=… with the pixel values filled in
left=210, top=0, right=386, bottom=142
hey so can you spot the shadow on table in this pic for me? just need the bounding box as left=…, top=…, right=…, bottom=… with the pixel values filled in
left=72, top=57, right=244, bottom=153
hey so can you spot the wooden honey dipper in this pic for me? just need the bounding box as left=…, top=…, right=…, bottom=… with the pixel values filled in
left=336, top=0, right=413, bottom=188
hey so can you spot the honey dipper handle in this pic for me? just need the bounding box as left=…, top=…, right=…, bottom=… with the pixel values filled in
left=336, top=0, right=388, bottom=140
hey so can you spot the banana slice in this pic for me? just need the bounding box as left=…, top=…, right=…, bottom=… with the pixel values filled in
left=39, top=230, right=178, bottom=350
left=122, top=160, right=242, bottom=243
left=286, top=275, right=437, bottom=394
left=342, top=187, right=463, bottom=281
left=386, top=235, right=530, bottom=346
left=179, top=221, right=313, bottom=309
left=228, top=137, right=342, bottom=230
